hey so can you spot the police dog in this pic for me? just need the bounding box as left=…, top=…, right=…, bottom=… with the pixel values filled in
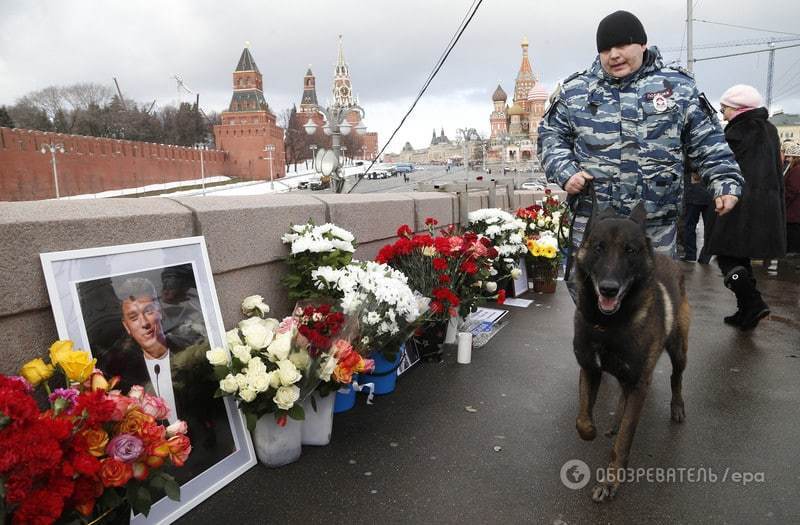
left=573, top=203, right=689, bottom=502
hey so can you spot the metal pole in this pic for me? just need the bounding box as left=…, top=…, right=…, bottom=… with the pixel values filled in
left=199, top=147, right=206, bottom=196
left=268, top=150, right=274, bottom=190
left=687, top=0, right=694, bottom=72
left=51, top=148, right=60, bottom=199
left=766, top=42, right=775, bottom=114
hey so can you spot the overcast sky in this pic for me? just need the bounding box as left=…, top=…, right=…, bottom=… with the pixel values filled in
left=2, top=0, right=799, bottom=153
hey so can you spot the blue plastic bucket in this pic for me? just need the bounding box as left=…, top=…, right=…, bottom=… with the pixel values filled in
left=333, top=377, right=357, bottom=413
left=360, top=345, right=404, bottom=395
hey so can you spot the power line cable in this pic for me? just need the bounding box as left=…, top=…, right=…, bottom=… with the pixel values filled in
left=348, top=0, right=483, bottom=193
left=693, top=43, right=800, bottom=63
left=661, top=36, right=800, bottom=53
left=692, top=18, right=800, bottom=37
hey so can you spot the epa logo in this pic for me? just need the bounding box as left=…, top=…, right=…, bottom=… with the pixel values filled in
left=560, top=459, right=591, bottom=490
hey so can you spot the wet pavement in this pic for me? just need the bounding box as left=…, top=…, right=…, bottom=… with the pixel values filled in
left=179, top=256, right=799, bottom=524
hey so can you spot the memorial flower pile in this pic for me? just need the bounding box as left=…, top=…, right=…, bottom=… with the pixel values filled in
left=281, top=221, right=357, bottom=300
left=311, top=260, right=424, bottom=360
left=376, top=220, right=506, bottom=319
left=467, top=208, right=527, bottom=280
left=1, top=341, right=190, bottom=524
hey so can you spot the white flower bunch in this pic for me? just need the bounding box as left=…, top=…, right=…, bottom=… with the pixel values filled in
left=311, top=261, right=422, bottom=353
left=468, top=208, right=527, bottom=257
left=206, top=296, right=312, bottom=425
left=281, top=221, right=356, bottom=255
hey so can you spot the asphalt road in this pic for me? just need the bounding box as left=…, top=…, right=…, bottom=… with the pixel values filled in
left=177, top=256, right=800, bottom=524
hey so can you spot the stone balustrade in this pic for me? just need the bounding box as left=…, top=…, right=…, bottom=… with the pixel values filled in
left=0, top=189, right=560, bottom=373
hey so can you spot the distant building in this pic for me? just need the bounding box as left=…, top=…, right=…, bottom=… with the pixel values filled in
left=296, top=36, right=378, bottom=160
left=770, top=113, right=800, bottom=142
left=487, top=36, right=548, bottom=164
left=213, top=45, right=286, bottom=180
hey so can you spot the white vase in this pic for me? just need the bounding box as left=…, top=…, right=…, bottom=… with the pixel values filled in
left=252, top=414, right=302, bottom=467
left=301, top=392, right=335, bottom=446
left=444, top=315, right=461, bottom=344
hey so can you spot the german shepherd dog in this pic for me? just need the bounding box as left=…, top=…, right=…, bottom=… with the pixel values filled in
left=573, top=203, right=689, bottom=502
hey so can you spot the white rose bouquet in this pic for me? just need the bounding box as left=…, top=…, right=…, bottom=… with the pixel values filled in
left=468, top=208, right=527, bottom=281
left=207, top=296, right=317, bottom=430
left=282, top=220, right=357, bottom=301
left=312, top=261, right=424, bottom=362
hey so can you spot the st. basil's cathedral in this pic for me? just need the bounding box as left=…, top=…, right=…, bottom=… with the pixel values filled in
left=487, top=36, right=549, bottom=164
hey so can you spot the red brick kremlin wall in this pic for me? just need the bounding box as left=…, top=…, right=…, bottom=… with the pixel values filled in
left=0, top=127, right=228, bottom=202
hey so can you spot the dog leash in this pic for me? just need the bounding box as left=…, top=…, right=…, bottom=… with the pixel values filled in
left=562, top=180, right=596, bottom=282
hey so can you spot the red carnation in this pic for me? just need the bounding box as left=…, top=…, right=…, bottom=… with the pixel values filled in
left=496, top=290, right=506, bottom=304
left=432, top=257, right=448, bottom=271
left=460, top=260, right=478, bottom=275
left=438, top=274, right=451, bottom=284
left=397, top=224, right=413, bottom=238
left=376, top=244, right=395, bottom=263
left=394, top=238, right=414, bottom=256
left=424, top=217, right=439, bottom=226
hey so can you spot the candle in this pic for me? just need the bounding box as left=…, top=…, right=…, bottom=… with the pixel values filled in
left=457, top=332, right=472, bottom=364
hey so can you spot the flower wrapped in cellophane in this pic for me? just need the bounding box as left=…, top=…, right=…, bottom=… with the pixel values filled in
left=311, top=260, right=425, bottom=362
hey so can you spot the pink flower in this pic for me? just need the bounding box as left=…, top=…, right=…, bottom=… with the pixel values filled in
left=106, top=391, right=136, bottom=421
left=166, top=420, right=188, bottom=437
left=106, top=434, right=145, bottom=463
left=140, top=393, right=170, bottom=420
left=277, top=316, right=296, bottom=334
left=127, top=385, right=145, bottom=401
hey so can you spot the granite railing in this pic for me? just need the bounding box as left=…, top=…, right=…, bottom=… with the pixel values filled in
left=0, top=189, right=559, bottom=374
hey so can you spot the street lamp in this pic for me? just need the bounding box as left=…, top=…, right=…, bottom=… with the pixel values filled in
left=40, top=142, right=65, bottom=199
left=309, top=144, right=319, bottom=170
left=194, top=143, right=208, bottom=196
left=341, top=145, right=347, bottom=167
left=303, top=103, right=366, bottom=193
left=264, top=144, right=276, bottom=191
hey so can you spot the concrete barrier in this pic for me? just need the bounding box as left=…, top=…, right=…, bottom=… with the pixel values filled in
left=0, top=189, right=563, bottom=374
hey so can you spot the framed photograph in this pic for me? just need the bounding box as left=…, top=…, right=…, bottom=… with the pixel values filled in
left=40, top=237, right=256, bottom=525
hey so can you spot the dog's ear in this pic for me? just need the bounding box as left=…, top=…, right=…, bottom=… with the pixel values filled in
left=630, top=202, right=647, bottom=226
left=596, top=205, right=617, bottom=221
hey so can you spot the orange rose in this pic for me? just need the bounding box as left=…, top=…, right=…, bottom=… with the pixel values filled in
left=99, top=458, right=133, bottom=487
left=333, top=366, right=353, bottom=384
left=166, top=434, right=192, bottom=467
left=145, top=441, right=170, bottom=469
left=117, top=408, right=155, bottom=435
left=82, top=428, right=110, bottom=457
left=138, top=420, right=166, bottom=447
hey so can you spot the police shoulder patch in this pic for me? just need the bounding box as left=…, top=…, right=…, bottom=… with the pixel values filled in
left=698, top=93, right=716, bottom=118
left=665, top=64, right=694, bottom=79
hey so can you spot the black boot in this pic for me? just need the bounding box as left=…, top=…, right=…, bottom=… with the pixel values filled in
left=724, top=267, right=770, bottom=331
left=723, top=297, right=743, bottom=327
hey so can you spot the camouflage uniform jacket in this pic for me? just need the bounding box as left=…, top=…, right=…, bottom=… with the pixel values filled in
left=537, top=47, right=743, bottom=224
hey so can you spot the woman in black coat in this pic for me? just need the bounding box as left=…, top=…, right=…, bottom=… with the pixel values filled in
left=704, top=84, right=786, bottom=330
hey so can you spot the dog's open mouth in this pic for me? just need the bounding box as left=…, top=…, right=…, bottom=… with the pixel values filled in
left=593, top=280, right=630, bottom=315
left=597, top=294, right=621, bottom=315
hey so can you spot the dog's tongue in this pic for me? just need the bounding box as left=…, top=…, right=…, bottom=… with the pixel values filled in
left=598, top=295, right=619, bottom=314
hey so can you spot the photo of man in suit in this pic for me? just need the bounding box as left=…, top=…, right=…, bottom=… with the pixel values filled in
left=90, top=271, right=235, bottom=484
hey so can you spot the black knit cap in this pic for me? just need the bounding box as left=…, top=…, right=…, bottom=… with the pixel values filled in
left=596, top=10, right=647, bottom=52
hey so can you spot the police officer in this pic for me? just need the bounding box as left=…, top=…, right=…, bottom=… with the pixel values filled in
left=538, top=10, right=743, bottom=297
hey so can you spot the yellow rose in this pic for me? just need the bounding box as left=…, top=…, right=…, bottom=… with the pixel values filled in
left=20, top=358, right=55, bottom=386
left=49, top=340, right=74, bottom=367
left=58, top=350, right=97, bottom=383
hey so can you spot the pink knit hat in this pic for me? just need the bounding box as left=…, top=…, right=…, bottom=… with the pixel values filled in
left=720, top=84, right=763, bottom=109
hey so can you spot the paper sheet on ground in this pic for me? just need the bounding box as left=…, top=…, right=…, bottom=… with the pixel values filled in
left=503, top=297, right=532, bottom=308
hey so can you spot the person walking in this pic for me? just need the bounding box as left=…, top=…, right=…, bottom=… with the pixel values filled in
left=682, top=171, right=713, bottom=262
left=537, top=10, right=743, bottom=299
left=784, top=142, right=800, bottom=254
left=704, top=84, right=786, bottom=330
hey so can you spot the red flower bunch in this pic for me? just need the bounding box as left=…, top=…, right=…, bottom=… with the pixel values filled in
left=377, top=222, right=503, bottom=319
left=1, top=347, right=192, bottom=524
left=295, top=303, right=346, bottom=357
